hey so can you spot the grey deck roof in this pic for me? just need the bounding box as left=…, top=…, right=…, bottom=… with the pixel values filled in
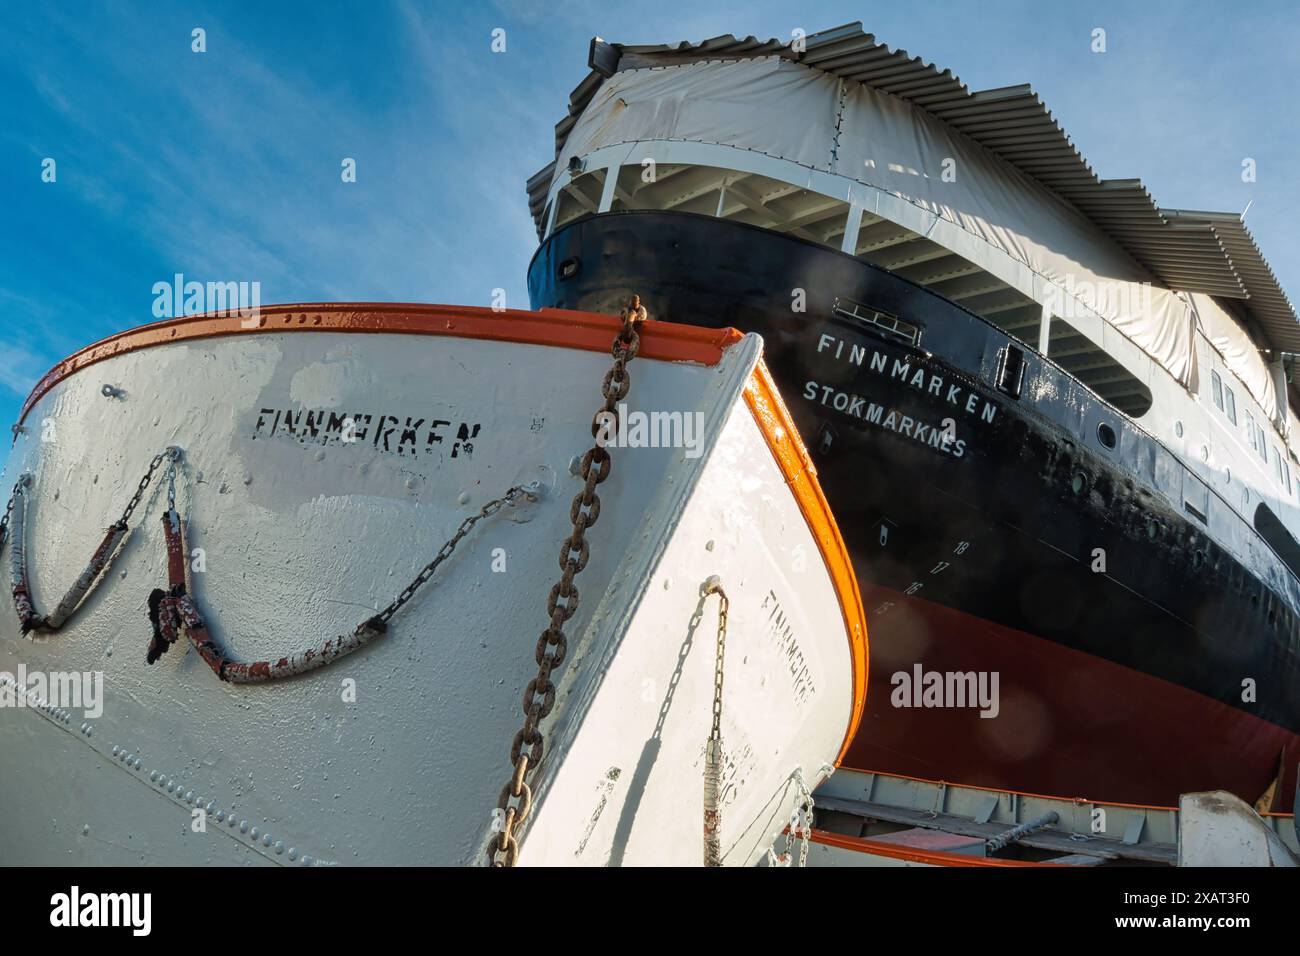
left=526, top=22, right=1297, bottom=351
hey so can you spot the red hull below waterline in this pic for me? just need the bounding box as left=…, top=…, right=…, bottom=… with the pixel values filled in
left=841, top=587, right=1299, bottom=812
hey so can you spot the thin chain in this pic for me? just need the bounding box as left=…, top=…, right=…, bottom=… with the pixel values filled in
left=704, top=576, right=728, bottom=867
left=764, top=770, right=815, bottom=868
left=489, top=295, right=646, bottom=867
left=0, top=489, right=14, bottom=550
left=373, top=486, right=533, bottom=626
left=7, top=442, right=527, bottom=677
left=4, top=448, right=169, bottom=544
left=166, top=456, right=177, bottom=511
left=707, top=578, right=728, bottom=742
left=117, top=452, right=168, bottom=527
left=794, top=769, right=813, bottom=869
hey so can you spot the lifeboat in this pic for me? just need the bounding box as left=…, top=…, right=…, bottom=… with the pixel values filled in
left=0, top=301, right=866, bottom=866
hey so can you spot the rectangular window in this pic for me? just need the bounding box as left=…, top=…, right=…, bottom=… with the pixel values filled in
left=1183, top=470, right=1210, bottom=523
left=1211, top=370, right=1224, bottom=410
left=1276, top=448, right=1284, bottom=484
left=832, top=297, right=923, bottom=348
left=1247, top=412, right=1257, bottom=451
left=1259, top=427, right=1268, bottom=464
left=1224, top=386, right=1237, bottom=425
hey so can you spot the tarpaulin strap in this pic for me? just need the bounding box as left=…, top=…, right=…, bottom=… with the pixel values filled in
left=147, top=507, right=225, bottom=675
left=146, top=508, right=193, bottom=665
left=44, top=523, right=127, bottom=629
left=217, top=619, right=388, bottom=684
left=148, top=506, right=387, bottom=684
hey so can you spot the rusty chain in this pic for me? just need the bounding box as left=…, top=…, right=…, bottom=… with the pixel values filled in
left=488, top=295, right=646, bottom=867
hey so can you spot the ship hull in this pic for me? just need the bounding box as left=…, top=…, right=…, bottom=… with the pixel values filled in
left=529, top=210, right=1300, bottom=810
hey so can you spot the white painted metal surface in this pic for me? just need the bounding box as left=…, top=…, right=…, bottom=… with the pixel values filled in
left=0, top=318, right=857, bottom=865
left=1179, top=791, right=1300, bottom=867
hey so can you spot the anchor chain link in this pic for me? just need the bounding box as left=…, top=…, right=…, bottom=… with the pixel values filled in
left=489, top=295, right=646, bottom=867
left=165, top=453, right=177, bottom=511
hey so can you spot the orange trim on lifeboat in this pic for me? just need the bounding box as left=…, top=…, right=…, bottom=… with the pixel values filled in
left=843, top=767, right=1210, bottom=814
left=742, top=359, right=869, bottom=765
left=17, top=303, right=744, bottom=429
left=810, top=828, right=1057, bottom=867
left=841, top=766, right=1297, bottom=819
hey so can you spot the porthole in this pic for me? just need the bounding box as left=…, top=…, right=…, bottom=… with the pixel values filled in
left=1097, top=423, right=1117, bottom=449
left=1225, top=468, right=1231, bottom=485
left=1175, top=421, right=1184, bottom=438
left=1071, top=471, right=1088, bottom=495
left=1146, top=519, right=1159, bottom=541
left=1193, top=550, right=1205, bottom=570
left=1200, top=445, right=1209, bottom=461
left=558, top=257, right=581, bottom=280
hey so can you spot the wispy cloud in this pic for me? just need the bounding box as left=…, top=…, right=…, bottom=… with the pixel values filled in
left=0, top=344, right=43, bottom=400
left=0, top=0, right=1295, bottom=432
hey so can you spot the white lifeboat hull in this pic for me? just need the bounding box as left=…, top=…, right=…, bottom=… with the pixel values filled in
left=0, top=304, right=866, bottom=866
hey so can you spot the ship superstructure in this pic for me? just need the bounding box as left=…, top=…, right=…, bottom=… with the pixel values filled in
left=526, top=23, right=1300, bottom=809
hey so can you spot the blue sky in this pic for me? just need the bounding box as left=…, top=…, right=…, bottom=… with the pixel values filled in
left=2, top=0, right=1298, bottom=429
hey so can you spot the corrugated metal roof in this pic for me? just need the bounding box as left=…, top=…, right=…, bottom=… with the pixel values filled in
left=526, top=22, right=1297, bottom=350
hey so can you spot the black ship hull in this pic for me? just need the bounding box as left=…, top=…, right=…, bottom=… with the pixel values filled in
left=529, top=210, right=1300, bottom=811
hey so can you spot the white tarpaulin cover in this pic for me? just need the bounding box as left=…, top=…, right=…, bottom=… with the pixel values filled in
left=555, top=57, right=1278, bottom=417
left=558, top=58, right=842, bottom=172
left=1193, top=293, right=1279, bottom=424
